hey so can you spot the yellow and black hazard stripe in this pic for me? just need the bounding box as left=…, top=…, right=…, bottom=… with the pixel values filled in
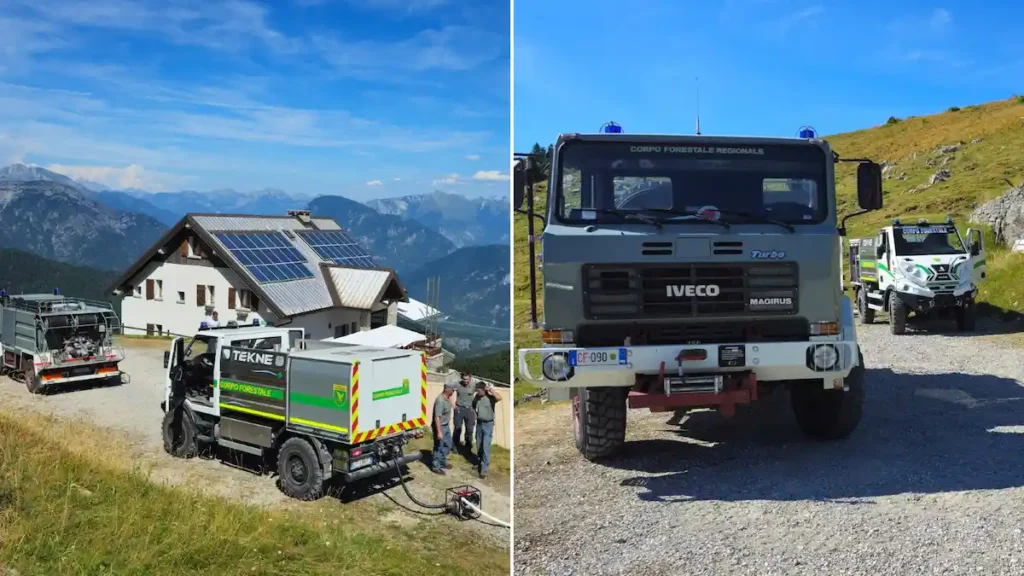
left=350, top=354, right=429, bottom=444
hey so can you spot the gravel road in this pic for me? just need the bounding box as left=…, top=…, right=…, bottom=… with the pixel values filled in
left=0, top=342, right=509, bottom=546
left=514, top=318, right=1024, bottom=575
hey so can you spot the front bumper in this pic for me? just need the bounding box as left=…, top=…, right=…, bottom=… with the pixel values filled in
left=518, top=339, right=858, bottom=390
left=895, top=282, right=977, bottom=311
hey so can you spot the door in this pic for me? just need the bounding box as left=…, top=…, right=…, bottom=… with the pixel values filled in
left=164, top=336, right=182, bottom=407
left=965, top=228, right=986, bottom=280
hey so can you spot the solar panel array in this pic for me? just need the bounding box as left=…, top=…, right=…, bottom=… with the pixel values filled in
left=214, top=232, right=314, bottom=283
left=295, top=230, right=377, bottom=268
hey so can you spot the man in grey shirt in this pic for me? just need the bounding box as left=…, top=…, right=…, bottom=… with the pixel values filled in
left=430, top=382, right=457, bottom=475
left=472, top=381, right=502, bottom=479
left=452, top=371, right=477, bottom=451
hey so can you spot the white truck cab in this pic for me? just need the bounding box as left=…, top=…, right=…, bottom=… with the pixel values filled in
left=849, top=218, right=985, bottom=334
left=162, top=326, right=304, bottom=418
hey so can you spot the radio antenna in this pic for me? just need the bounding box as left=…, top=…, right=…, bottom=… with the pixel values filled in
left=695, top=76, right=702, bottom=135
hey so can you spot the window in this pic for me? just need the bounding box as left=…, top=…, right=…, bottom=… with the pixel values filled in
left=350, top=322, right=358, bottom=334
left=131, top=285, right=141, bottom=298
left=177, top=291, right=186, bottom=304
left=146, top=324, right=163, bottom=336
left=555, top=141, right=828, bottom=225
left=146, top=279, right=155, bottom=301
left=336, top=324, right=349, bottom=338
left=155, top=280, right=163, bottom=301
left=370, top=309, right=388, bottom=328
left=196, top=285, right=214, bottom=307
left=228, top=288, right=236, bottom=309
left=232, top=336, right=282, bottom=351
left=892, top=225, right=966, bottom=256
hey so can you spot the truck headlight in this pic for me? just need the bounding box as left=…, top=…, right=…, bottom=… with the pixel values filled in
left=806, top=344, right=839, bottom=371
left=900, top=263, right=928, bottom=286
left=542, top=353, right=573, bottom=381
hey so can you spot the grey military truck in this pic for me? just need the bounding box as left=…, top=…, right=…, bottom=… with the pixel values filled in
left=0, top=290, right=125, bottom=394
left=516, top=128, right=884, bottom=460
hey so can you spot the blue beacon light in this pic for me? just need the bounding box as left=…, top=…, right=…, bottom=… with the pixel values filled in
left=601, top=121, right=622, bottom=134
left=798, top=126, right=817, bottom=139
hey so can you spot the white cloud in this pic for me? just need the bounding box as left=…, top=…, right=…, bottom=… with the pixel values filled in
left=365, top=179, right=382, bottom=186
left=472, top=170, right=508, bottom=181
left=393, top=177, right=401, bottom=181
left=432, top=173, right=460, bottom=186
left=45, top=163, right=183, bottom=191
left=929, top=8, right=951, bottom=31
left=465, top=154, right=480, bottom=161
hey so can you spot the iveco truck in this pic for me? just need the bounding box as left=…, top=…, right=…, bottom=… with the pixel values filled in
left=516, top=128, right=884, bottom=460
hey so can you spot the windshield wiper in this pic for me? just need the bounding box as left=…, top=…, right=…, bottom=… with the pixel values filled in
left=647, top=208, right=795, bottom=232
left=640, top=208, right=731, bottom=229
left=581, top=208, right=665, bottom=229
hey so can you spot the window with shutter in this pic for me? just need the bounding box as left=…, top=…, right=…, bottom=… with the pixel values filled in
left=228, top=288, right=236, bottom=309
left=196, top=285, right=206, bottom=306
left=251, top=293, right=260, bottom=311
left=146, top=279, right=154, bottom=300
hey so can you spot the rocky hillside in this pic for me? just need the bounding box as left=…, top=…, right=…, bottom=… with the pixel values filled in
left=367, top=190, right=508, bottom=247
left=307, top=195, right=456, bottom=278
left=0, top=164, right=85, bottom=191
left=0, top=180, right=168, bottom=272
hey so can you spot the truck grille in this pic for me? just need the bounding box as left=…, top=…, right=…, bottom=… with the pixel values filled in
left=582, top=262, right=799, bottom=320
left=577, top=318, right=810, bottom=347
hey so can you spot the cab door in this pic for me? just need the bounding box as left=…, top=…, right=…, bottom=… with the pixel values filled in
left=163, top=337, right=183, bottom=407
left=965, top=228, right=986, bottom=280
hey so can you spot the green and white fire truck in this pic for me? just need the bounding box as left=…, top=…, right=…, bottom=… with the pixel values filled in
left=848, top=217, right=986, bottom=334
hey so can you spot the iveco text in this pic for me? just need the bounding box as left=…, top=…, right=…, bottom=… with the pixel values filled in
left=666, top=284, right=720, bottom=297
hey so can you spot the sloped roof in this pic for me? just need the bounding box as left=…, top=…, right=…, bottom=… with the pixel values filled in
left=322, top=265, right=407, bottom=311
left=397, top=297, right=444, bottom=322
left=108, top=213, right=406, bottom=319
left=323, top=324, right=427, bottom=348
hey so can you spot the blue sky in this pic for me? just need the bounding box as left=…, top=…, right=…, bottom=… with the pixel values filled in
left=515, top=0, right=1024, bottom=151
left=0, top=0, right=510, bottom=201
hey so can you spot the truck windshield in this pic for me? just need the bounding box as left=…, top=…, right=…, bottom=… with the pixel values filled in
left=892, top=226, right=966, bottom=255
left=555, top=140, right=829, bottom=225
left=185, top=335, right=215, bottom=357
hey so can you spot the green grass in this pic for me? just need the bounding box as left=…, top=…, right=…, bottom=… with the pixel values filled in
left=513, top=186, right=548, bottom=401
left=0, top=412, right=508, bottom=576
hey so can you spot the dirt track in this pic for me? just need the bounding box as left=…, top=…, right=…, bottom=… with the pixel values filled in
left=0, top=342, right=510, bottom=546
left=514, top=318, right=1024, bottom=575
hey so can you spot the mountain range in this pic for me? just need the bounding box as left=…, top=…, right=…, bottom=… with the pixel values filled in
left=0, top=163, right=509, bottom=349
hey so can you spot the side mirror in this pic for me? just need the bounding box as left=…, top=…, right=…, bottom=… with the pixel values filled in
left=163, top=350, right=170, bottom=369
left=875, top=244, right=885, bottom=259
left=513, top=159, right=527, bottom=211
left=970, top=242, right=980, bottom=256
left=857, top=162, right=883, bottom=210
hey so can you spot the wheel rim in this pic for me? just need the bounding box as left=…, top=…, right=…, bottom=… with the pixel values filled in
left=287, top=454, right=308, bottom=484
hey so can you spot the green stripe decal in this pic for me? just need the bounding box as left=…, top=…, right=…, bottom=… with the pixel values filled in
left=219, top=403, right=285, bottom=421
left=860, top=276, right=877, bottom=282
left=218, top=379, right=284, bottom=400
left=859, top=260, right=877, bottom=269
left=372, top=379, right=411, bottom=401
left=291, top=391, right=349, bottom=411
left=974, top=259, right=986, bottom=269
left=877, top=263, right=893, bottom=278
left=914, top=264, right=931, bottom=275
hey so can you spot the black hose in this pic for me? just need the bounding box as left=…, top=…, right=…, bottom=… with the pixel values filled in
left=389, top=448, right=447, bottom=509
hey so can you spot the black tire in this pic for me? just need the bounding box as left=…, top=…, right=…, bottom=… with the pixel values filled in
left=277, top=437, right=325, bottom=501
left=24, top=364, right=41, bottom=395
left=791, top=351, right=865, bottom=440
left=889, top=291, right=906, bottom=335
left=161, top=405, right=198, bottom=458
left=857, top=289, right=874, bottom=324
left=956, top=299, right=976, bottom=331
left=572, top=386, right=627, bottom=461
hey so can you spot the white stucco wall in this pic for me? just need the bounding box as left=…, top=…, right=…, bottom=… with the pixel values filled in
left=120, top=261, right=392, bottom=340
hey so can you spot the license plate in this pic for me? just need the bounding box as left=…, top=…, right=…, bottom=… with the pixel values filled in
left=350, top=456, right=376, bottom=471
left=718, top=345, right=746, bottom=368
left=70, top=366, right=93, bottom=377
left=570, top=348, right=628, bottom=367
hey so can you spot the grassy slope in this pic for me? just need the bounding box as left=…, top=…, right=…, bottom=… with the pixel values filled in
left=0, top=412, right=508, bottom=576
left=829, top=96, right=1024, bottom=312
left=512, top=96, right=1024, bottom=400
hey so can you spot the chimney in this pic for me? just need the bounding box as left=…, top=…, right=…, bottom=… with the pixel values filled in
left=287, top=209, right=315, bottom=228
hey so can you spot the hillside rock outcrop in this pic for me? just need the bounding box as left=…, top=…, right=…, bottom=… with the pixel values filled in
left=969, top=184, right=1024, bottom=246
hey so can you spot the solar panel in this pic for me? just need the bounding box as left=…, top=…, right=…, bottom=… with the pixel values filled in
left=214, top=232, right=314, bottom=283
left=295, top=230, right=378, bottom=268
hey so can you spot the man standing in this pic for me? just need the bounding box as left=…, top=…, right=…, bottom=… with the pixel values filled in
left=452, top=371, right=477, bottom=452
left=472, top=380, right=502, bottom=479
left=431, top=382, right=457, bottom=475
